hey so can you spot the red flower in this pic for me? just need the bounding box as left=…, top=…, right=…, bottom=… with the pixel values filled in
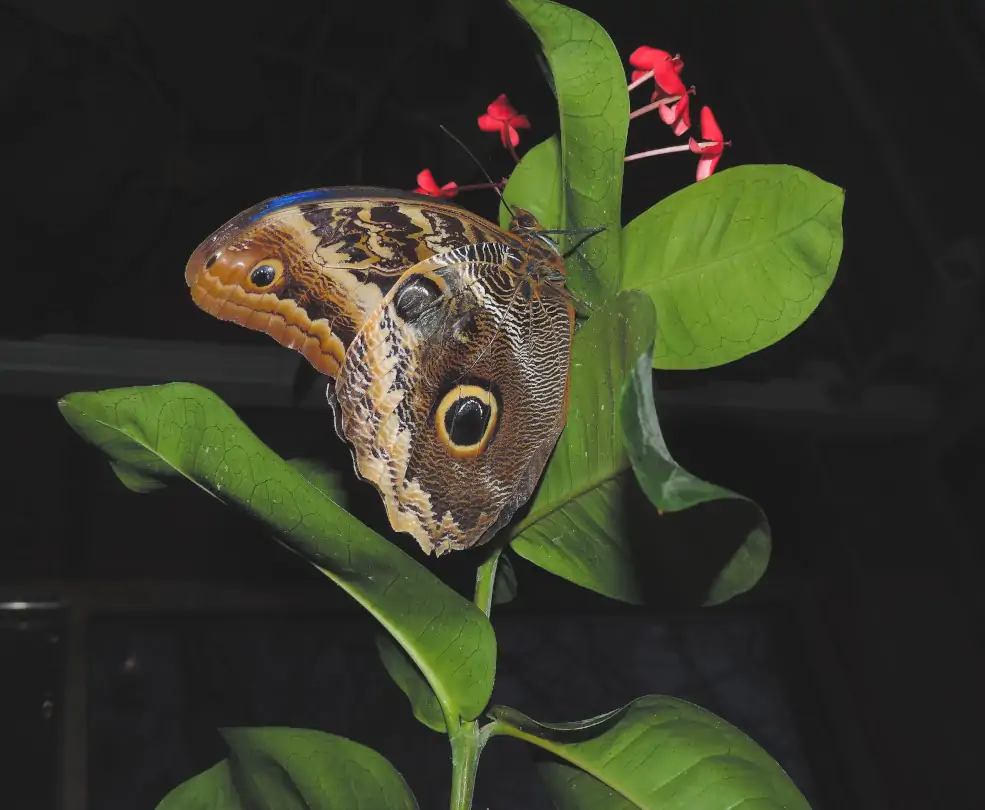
left=689, top=106, right=729, bottom=181
left=629, top=46, right=685, bottom=98
left=414, top=169, right=458, bottom=198
left=659, top=89, right=692, bottom=136
left=477, top=94, right=530, bottom=149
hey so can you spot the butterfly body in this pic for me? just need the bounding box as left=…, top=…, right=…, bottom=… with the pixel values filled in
left=186, top=188, right=573, bottom=554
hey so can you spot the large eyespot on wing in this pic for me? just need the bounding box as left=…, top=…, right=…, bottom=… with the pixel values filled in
left=434, top=384, right=501, bottom=459
left=334, top=244, right=574, bottom=556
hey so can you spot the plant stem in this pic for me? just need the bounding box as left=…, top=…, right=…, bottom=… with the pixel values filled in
left=473, top=545, right=503, bottom=617
left=449, top=722, right=482, bottom=810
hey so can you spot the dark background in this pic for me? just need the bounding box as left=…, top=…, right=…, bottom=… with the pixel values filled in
left=2, top=0, right=984, bottom=808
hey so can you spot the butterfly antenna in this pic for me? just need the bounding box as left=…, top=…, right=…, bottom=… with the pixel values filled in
left=561, top=226, right=606, bottom=259
left=439, top=124, right=517, bottom=219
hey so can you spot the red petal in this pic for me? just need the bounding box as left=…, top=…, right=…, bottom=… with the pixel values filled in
left=510, top=114, right=530, bottom=130
left=653, top=61, right=686, bottom=95
left=689, top=137, right=724, bottom=156
left=658, top=94, right=690, bottom=135
left=477, top=114, right=501, bottom=132
left=670, top=55, right=684, bottom=73
left=416, top=169, right=439, bottom=193
left=672, top=95, right=691, bottom=136
left=631, top=69, right=649, bottom=83
left=696, top=152, right=721, bottom=181
left=629, top=46, right=672, bottom=70
left=440, top=182, right=458, bottom=198
left=487, top=93, right=516, bottom=121
left=700, top=106, right=724, bottom=142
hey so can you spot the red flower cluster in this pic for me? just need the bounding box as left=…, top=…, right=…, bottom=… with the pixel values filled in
left=414, top=94, right=529, bottom=199
left=412, top=46, right=731, bottom=197
left=629, top=47, right=691, bottom=135
left=626, top=44, right=730, bottom=181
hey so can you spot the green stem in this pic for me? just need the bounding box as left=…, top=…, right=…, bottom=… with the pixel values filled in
left=449, top=722, right=482, bottom=810
left=473, top=545, right=503, bottom=617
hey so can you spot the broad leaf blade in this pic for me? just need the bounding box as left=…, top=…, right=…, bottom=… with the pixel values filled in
left=539, top=763, right=636, bottom=810
left=286, top=457, right=348, bottom=506
left=622, top=164, right=844, bottom=369
left=59, top=384, right=495, bottom=723
left=223, top=727, right=417, bottom=810
left=156, top=762, right=243, bottom=810
left=500, top=135, right=562, bottom=231
left=488, top=697, right=811, bottom=809
left=509, top=292, right=770, bottom=605
left=375, top=634, right=446, bottom=733
left=508, top=0, right=629, bottom=295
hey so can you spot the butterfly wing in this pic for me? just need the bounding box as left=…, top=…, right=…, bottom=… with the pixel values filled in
left=333, top=242, right=574, bottom=555
left=184, top=188, right=506, bottom=377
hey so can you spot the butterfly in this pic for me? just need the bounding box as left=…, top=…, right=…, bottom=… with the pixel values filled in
left=185, top=187, right=574, bottom=555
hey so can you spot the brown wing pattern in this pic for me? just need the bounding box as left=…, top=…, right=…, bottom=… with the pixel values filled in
left=185, top=188, right=575, bottom=554
left=184, top=189, right=509, bottom=377
left=334, top=241, right=574, bottom=554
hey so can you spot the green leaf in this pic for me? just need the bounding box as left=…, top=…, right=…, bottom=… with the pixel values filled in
left=156, top=762, right=243, bottom=810
left=508, top=0, right=629, bottom=295
left=619, top=341, right=771, bottom=606
left=58, top=384, right=495, bottom=723
left=539, top=763, right=636, bottom=810
left=487, top=697, right=811, bottom=809
left=225, top=728, right=418, bottom=809
left=500, top=136, right=562, bottom=231
left=157, top=729, right=419, bottom=809
left=286, top=457, right=348, bottom=508
left=491, top=551, right=518, bottom=605
left=375, top=634, right=446, bottom=733
left=622, top=164, right=844, bottom=369
left=509, top=291, right=769, bottom=605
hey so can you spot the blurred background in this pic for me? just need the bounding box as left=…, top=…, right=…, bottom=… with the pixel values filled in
left=1, top=0, right=983, bottom=808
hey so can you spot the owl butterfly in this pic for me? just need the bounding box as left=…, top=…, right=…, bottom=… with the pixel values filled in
left=185, top=188, right=575, bottom=555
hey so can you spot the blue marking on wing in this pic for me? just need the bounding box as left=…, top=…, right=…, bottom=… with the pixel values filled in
left=248, top=188, right=345, bottom=222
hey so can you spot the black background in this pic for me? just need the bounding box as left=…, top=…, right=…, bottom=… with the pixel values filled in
left=2, top=1, right=984, bottom=808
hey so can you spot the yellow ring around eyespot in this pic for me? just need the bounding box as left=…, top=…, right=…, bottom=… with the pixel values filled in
left=435, top=384, right=499, bottom=459
left=245, top=258, right=285, bottom=291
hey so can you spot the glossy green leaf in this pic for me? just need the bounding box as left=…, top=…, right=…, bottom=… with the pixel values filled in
left=159, top=728, right=419, bottom=810
left=156, top=762, right=242, bottom=810
left=375, top=634, right=446, bottom=733
left=622, top=164, right=844, bottom=369
left=619, top=337, right=770, bottom=606
left=286, top=457, right=348, bottom=507
left=500, top=135, right=562, bottom=231
left=509, top=291, right=769, bottom=605
left=508, top=0, right=629, bottom=295
left=58, top=384, right=495, bottom=723
left=487, top=697, right=811, bottom=809
left=539, top=762, right=636, bottom=810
